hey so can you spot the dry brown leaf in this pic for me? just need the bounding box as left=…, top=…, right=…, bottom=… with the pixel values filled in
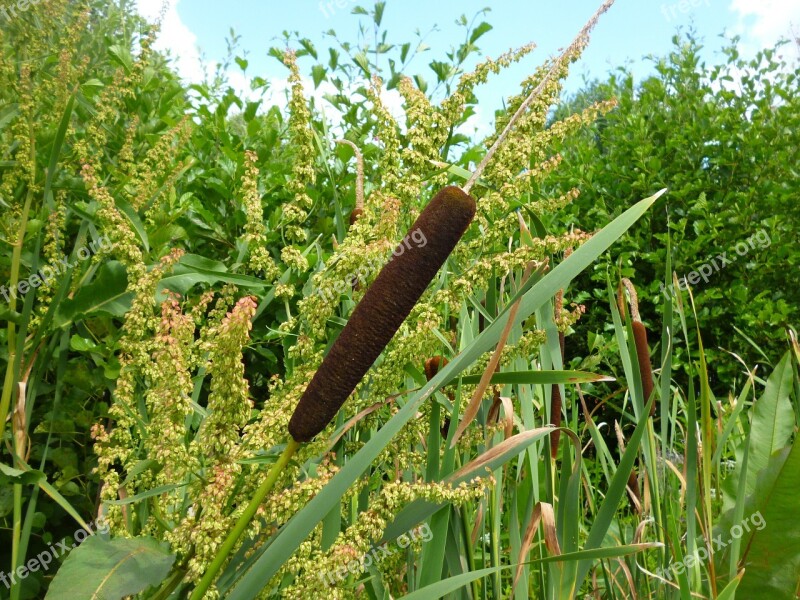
left=450, top=262, right=535, bottom=448
left=512, top=502, right=561, bottom=591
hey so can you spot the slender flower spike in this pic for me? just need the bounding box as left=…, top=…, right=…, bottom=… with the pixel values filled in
left=289, top=186, right=476, bottom=442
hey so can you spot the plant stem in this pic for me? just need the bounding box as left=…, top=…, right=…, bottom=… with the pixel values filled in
left=462, top=0, right=615, bottom=195
left=189, top=438, right=301, bottom=600
left=0, top=185, right=34, bottom=445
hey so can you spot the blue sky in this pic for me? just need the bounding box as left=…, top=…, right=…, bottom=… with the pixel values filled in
left=135, top=0, right=799, bottom=132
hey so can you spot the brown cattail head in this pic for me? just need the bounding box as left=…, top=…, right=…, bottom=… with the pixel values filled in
left=621, top=278, right=655, bottom=416
left=289, top=186, right=476, bottom=442
left=424, top=356, right=449, bottom=382
left=349, top=208, right=364, bottom=226
left=627, top=469, right=642, bottom=513
left=632, top=321, right=655, bottom=415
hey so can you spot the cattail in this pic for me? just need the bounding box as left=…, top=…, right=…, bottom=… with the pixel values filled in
left=289, top=186, right=476, bottom=442
left=349, top=208, right=363, bottom=226
left=621, top=279, right=655, bottom=416
left=424, top=356, right=449, bottom=382
left=425, top=355, right=451, bottom=438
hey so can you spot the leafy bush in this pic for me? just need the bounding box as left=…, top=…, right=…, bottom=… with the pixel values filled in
left=547, top=34, right=800, bottom=389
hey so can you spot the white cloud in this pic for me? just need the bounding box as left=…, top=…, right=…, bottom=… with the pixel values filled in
left=135, top=0, right=205, bottom=82
left=729, top=0, right=800, bottom=52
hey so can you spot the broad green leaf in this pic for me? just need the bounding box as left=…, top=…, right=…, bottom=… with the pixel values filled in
left=46, top=536, right=175, bottom=600
left=742, top=351, right=794, bottom=498
left=54, top=261, right=131, bottom=327
left=717, top=434, right=800, bottom=599
left=469, top=22, right=493, bottom=44
left=157, top=253, right=267, bottom=297
left=0, top=463, right=45, bottom=486
left=107, top=44, right=133, bottom=73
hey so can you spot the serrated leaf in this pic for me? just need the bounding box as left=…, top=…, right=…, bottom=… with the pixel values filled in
left=298, top=38, right=317, bottom=59
left=374, top=1, right=385, bottom=26
left=312, top=64, right=326, bottom=88
left=107, top=44, right=133, bottom=74
left=353, top=51, right=370, bottom=76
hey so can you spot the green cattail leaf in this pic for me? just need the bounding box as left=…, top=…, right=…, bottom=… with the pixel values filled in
left=451, top=369, right=613, bottom=386
left=398, top=543, right=662, bottom=600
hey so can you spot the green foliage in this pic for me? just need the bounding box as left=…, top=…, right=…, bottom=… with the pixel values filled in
left=549, top=34, right=800, bottom=388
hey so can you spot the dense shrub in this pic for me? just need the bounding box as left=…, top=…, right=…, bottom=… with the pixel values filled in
left=548, top=34, right=800, bottom=388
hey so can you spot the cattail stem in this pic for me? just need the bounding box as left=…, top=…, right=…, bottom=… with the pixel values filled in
left=190, top=438, right=301, bottom=600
